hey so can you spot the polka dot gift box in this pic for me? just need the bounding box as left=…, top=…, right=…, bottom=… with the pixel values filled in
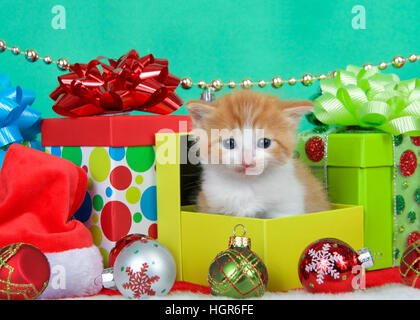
left=295, top=128, right=420, bottom=270
left=42, top=115, right=191, bottom=266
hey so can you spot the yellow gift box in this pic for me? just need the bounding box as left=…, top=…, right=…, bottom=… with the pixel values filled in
left=155, top=132, right=364, bottom=292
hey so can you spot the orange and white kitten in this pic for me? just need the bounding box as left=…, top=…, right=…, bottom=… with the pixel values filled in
left=186, top=90, right=331, bottom=219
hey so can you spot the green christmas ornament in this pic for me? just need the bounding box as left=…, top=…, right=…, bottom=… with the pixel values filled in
left=396, top=195, right=405, bottom=214
left=207, top=224, right=268, bottom=299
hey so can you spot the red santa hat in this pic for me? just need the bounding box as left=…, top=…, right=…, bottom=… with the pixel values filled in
left=0, top=144, right=103, bottom=299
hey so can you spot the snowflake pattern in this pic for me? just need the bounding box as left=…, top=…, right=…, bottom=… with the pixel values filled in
left=305, top=243, right=344, bottom=284
left=122, top=263, right=160, bottom=298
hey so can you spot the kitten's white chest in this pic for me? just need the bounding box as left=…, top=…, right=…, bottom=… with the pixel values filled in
left=202, top=162, right=306, bottom=218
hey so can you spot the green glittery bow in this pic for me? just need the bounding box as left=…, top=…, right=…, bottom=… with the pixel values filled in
left=313, top=65, right=420, bottom=136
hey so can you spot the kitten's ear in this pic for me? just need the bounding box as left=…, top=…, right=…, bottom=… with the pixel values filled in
left=186, top=100, right=214, bottom=128
left=283, top=100, right=314, bottom=126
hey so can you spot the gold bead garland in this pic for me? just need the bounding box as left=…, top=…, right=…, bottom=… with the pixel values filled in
left=183, top=53, right=419, bottom=90
left=0, top=39, right=70, bottom=70
left=0, top=38, right=418, bottom=89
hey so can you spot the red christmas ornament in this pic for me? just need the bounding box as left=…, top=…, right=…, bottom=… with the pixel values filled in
left=298, top=238, right=373, bottom=293
left=399, top=150, right=417, bottom=177
left=305, top=137, right=324, bottom=162
left=410, top=136, right=420, bottom=146
left=399, top=240, right=420, bottom=289
left=407, top=232, right=420, bottom=248
left=0, top=243, right=50, bottom=300
left=108, top=234, right=153, bottom=267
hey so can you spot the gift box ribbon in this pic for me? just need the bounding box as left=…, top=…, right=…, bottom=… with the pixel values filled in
left=313, top=65, right=420, bottom=136
left=0, top=74, right=40, bottom=147
left=50, top=49, right=183, bottom=117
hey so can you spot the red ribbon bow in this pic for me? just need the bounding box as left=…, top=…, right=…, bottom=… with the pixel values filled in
left=50, top=49, right=183, bottom=117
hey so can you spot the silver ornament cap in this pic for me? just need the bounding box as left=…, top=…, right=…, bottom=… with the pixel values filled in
left=201, top=88, right=215, bottom=102
left=357, top=247, right=374, bottom=269
left=100, top=267, right=117, bottom=290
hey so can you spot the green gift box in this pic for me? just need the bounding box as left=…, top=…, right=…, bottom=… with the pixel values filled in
left=296, top=130, right=420, bottom=270
left=299, top=63, right=420, bottom=270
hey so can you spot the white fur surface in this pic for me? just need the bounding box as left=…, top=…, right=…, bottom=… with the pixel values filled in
left=201, top=159, right=306, bottom=218
left=40, top=245, right=103, bottom=299
left=67, top=283, right=420, bottom=300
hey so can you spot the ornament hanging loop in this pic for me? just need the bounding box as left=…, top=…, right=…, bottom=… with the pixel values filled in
left=229, top=224, right=251, bottom=249
left=200, top=87, right=215, bottom=102
left=233, top=224, right=246, bottom=237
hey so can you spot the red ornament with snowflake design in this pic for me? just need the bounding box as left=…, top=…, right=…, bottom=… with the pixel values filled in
left=298, top=238, right=374, bottom=293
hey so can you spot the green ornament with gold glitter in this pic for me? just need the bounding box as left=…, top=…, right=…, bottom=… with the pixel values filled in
left=207, top=224, right=268, bottom=299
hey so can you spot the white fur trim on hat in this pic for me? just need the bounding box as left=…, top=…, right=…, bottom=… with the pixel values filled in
left=40, top=245, right=103, bottom=299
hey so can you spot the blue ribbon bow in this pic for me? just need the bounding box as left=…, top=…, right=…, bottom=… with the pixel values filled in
left=0, top=74, right=40, bottom=147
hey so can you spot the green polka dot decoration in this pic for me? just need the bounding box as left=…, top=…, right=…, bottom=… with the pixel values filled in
left=133, top=212, right=142, bottom=223
left=313, top=125, right=328, bottom=134
left=126, top=187, right=141, bottom=204
left=87, top=178, right=94, bottom=190
left=396, top=195, right=405, bottom=214
left=90, top=225, right=102, bottom=246
left=89, top=147, right=111, bottom=182
left=99, top=248, right=109, bottom=268
left=92, top=213, right=99, bottom=224
left=394, top=135, right=403, bottom=146
left=394, top=248, right=400, bottom=259
left=93, top=194, right=104, bottom=211
left=126, top=146, right=155, bottom=173
left=415, top=188, right=420, bottom=204
left=407, top=211, right=416, bottom=223
left=135, top=175, right=144, bottom=184
left=62, top=146, right=82, bottom=166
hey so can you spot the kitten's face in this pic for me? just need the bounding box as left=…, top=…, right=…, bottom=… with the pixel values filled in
left=187, top=91, right=313, bottom=176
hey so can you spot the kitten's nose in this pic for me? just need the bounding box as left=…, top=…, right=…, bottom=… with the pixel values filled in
left=241, top=161, right=255, bottom=168
left=242, top=149, right=255, bottom=168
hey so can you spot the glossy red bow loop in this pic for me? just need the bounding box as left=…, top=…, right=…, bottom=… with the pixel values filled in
left=50, top=50, right=183, bottom=117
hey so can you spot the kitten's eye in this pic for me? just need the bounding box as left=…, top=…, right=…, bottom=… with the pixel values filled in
left=257, top=138, right=271, bottom=149
left=222, top=138, right=236, bottom=149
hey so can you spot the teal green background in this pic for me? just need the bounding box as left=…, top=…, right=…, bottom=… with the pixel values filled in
left=0, top=0, right=419, bottom=130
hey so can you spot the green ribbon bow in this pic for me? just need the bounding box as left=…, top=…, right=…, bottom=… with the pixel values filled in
left=313, top=65, right=420, bottom=136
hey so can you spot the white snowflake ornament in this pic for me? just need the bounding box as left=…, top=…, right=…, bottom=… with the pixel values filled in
left=112, top=238, right=176, bottom=299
